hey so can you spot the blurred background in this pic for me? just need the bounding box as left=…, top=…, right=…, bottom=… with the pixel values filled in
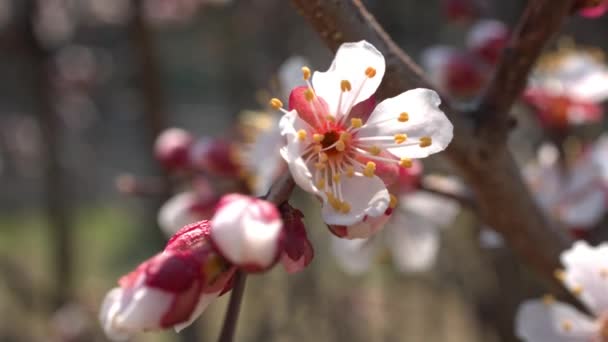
left=2, top=0, right=608, bottom=341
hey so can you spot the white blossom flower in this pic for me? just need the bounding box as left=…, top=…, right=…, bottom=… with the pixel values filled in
left=275, top=41, right=453, bottom=229
left=516, top=241, right=608, bottom=342
left=331, top=182, right=461, bottom=274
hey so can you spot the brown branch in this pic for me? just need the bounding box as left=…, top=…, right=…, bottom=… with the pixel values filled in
left=291, top=0, right=577, bottom=303
left=217, top=271, right=247, bottom=342
left=474, top=0, right=576, bottom=144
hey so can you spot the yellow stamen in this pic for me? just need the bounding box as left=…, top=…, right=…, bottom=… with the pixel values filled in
left=297, top=129, right=307, bottom=141
left=313, top=133, right=325, bottom=143
left=304, top=88, right=315, bottom=101
left=394, top=133, right=408, bottom=144
left=270, top=98, right=283, bottom=109
left=332, top=173, right=341, bottom=183
left=398, top=112, right=409, bottom=122
left=316, top=178, right=325, bottom=190
left=571, top=285, right=583, bottom=296
left=314, top=162, right=326, bottom=170
left=346, top=166, right=355, bottom=177
left=542, top=294, right=555, bottom=305
left=561, top=320, right=572, bottom=332
left=340, top=132, right=351, bottom=141
left=326, top=115, right=335, bottom=123
left=351, top=118, right=363, bottom=128
left=302, top=66, right=311, bottom=80
left=340, top=80, right=352, bottom=92
left=319, top=152, right=328, bottom=162
left=326, top=192, right=341, bottom=210
left=601, top=268, right=608, bottom=279
left=419, top=136, right=432, bottom=148
left=369, top=145, right=381, bottom=156
left=365, top=67, right=377, bottom=78
left=364, top=161, right=376, bottom=177
left=399, top=158, right=413, bottom=168
left=313, top=144, right=322, bottom=153
left=389, top=194, right=398, bottom=209
left=554, top=269, right=566, bottom=282
left=336, top=140, right=346, bottom=151
left=340, top=201, right=351, bottom=213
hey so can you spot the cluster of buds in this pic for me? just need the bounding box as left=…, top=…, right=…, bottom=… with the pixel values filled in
left=100, top=193, right=313, bottom=340
left=421, top=20, right=509, bottom=98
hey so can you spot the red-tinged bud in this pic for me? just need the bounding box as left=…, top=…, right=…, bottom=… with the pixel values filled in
left=288, top=86, right=331, bottom=130
left=100, top=221, right=235, bottom=341
left=210, top=194, right=283, bottom=272
left=154, top=128, right=194, bottom=172
left=569, top=227, right=591, bottom=240
left=523, top=89, right=603, bottom=130
left=445, top=53, right=486, bottom=97
left=442, top=0, right=479, bottom=23
left=189, top=137, right=240, bottom=177
left=390, top=160, right=423, bottom=195
left=467, top=20, right=509, bottom=65
left=327, top=209, right=393, bottom=240
left=279, top=203, right=314, bottom=274
left=574, top=0, right=608, bottom=17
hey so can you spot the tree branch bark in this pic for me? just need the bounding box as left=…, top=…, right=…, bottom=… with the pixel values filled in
left=291, top=0, right=578, bottom=303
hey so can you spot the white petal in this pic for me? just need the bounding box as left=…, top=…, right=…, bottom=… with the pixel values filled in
left=321, top=174, right=390, bottom=226
left=279, top=110, right=316, bottom=193
left=399, top=191, right=460, bottom=228
left=157, top=192, right=200, bottom=237
left=278, top=56, right=309, bottom=100
left=560, top=241, right=608, bottom=315
left=466, top=20, right=508, bottom=49
left=342, top=213, right=391, bottom=239
left=99, top=288, right=132, bottom=341
left=312, top=41, right=385, bottom=116
left=211, top=195, right=283, bottom=269
left=384, top=212, right=440, bottom=272
left=359, top=88, right=453, bottom=159
left=515, top=300, right=597, bottom=342
left=330, top=236, right=378, bottom=275
left=174, top=291, right=220, bottom=332
left=114, top=286, right=173, bottom=332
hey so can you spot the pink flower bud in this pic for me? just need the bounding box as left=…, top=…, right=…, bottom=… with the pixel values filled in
left=445, top=53, right=486, bottom=97
left=442, top=0, right=479, bottom=23
left=279, top=203, right=314, bottom=274
left=574, top=0, right=608, bottom=17
left=189, top=137, right=240, bottom=177
left=328, top=208, right=393, bottom=239
left=288, top=86, right=331, bottom=130
left=100, top=221, right=235, bottom=341
left=210, top=194, right=283, bottom=272
left=390, top=160, right=423, bottom=195
left=467, top=20, right=509, bottom=65
left=523, top=89, right=603, bottom=129
left=154, top=128, right=194, bottom=172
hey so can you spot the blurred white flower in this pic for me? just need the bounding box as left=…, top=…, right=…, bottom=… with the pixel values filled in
left=516, top=241, right=608, bottom=341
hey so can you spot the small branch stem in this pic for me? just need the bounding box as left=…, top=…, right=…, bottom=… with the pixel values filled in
left=217, top=271, right=248, bottom=342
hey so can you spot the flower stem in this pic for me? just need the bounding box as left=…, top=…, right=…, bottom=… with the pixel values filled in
left=217, top=271, right=248, bottom=342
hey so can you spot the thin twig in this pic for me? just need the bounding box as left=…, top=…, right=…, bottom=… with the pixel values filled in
left=217, top=271, right=248, bottom=342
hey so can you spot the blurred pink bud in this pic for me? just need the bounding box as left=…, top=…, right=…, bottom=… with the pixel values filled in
left=467, top=20, right=509, bottom=65
left=445, top=53, right=486, bottom=97
left=157, top=191, right=219, bottom=236
left=154, top=128, right=193, bottom=172
left=574, top=0, right=608, bottom=17
left=100, top=221, right=235, bottom=341
left=523, top=89, right=603, bottom=129
left=442, top=0, right=479, bottom=23
left=210, top=194, right=283, bottom=272
left=390, top=160, right=423, bottom=195
left=279, top=203, right=314, bottom=273
left=328, top=207, right=393, bottom=239
left=190, top=137, right=240, bottom=177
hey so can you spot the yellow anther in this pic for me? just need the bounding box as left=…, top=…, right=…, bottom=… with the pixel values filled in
left=346, top=166, right=355, bottom=177
left=399, top=158, right=413, bottom=168
left=394, top=133, right=408, bottom=144
left=326, top=192, right=341, bottom=210
left=542, top=294, right=555, bottom=305
left=389, top=194, right=398, bottom=209
left=365, top=66, right=377, bottom=78
left=316, top=178, right=325, bottom=190
left=326, top=115, right=335, bottom=123
left=313, top=144, right=322, bottom=153
left=297, top=129, right=307, bottom=141
left=340, top=133, right=351, bottom=142
left=369, top=145, right=381, bottom=156
left=319, top=152, right=328, bottom=162
left=419, top=136, right=432, bottom=148
left=302, top=66, right=311, bottom=80
left=351, top=118, right=363, bottom=128
left=398, top=112, right=409, bottom=122
left=336, top=140, right=346, bottom=152
left=571, top=285, right=583, bottom=296
left=363, top=161, right=376, bottom=177
left=561, top=320, right=572, bottom=332
left=340, top=201, right=351, bottom=213
left=314, top=162, right=326, bottom=170
left=332, top=173, right=341, bottom=183
left=270, top=98, right=283, bottom=109
left=313, top=133, right=325, bottom=143
left=340, top=80, right=352, bottom=92
left=601, top=268, right=608, bottom=279
left=304, top=88, right=315, bottom=101
left=554, top=269, right=566, bottom=281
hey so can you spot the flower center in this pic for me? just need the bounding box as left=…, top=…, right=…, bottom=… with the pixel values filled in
left=321, top=130, right=345, bottom=157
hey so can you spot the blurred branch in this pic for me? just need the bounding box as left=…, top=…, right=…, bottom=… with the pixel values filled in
left=474, top=0, right=576, bottom=145
left=217, top=271, right=247, bottom=342
left=290, top=0, right=578, bottom=305
left=23, top=0, right=74, bottom=309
